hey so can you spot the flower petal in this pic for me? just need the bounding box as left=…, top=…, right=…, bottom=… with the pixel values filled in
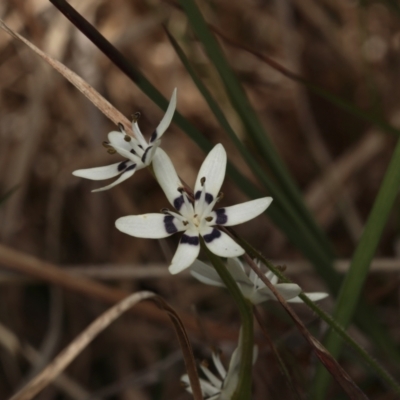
left=212, top=353, right=227, bottom=380
left=141, top=142, right=160, bottom=166
left=200, top=364, right=223, bottom=389
left=153, top=148, right=184, bottom=208
left=107, top=131, right=134, bottom=151
left=115, top=213, right=184, bottom=238
left=287, top=292, right=329, bottom=303
left=108, top=131, right=143, bottom=162
left=91, top=164, right=137, bottom=192
left=253, top=283, right=302, bottom=304
left=225, top=257, right=253, bottom=287
left=150, top=88, right=177, bottom=143
left=169, top=232, right=200, bottom=274
left=194, top=144, right=226, bottom=199
left=132, top=122, right=147, bottom=148
left=201, top=227, right=244, bottom=258
left=72, top=161, right=132, bottom=181
left=212, top=197, right=273, bottom=227
left=190, top=260, right=224, bottom=287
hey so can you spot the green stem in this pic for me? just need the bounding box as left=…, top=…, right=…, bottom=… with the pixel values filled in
left=201, top=242, right=253, bottom=399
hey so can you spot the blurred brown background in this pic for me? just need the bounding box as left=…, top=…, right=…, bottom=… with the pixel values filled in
left=0, top=0, right=400, bottom=398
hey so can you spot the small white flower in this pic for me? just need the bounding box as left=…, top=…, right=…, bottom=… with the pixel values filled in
left=72, top=88, right=177, bottom=192
left=181, top=330, right=257, bottom=400
left=191, top=257, right=328, bottom=304
left=115, top=144, right=273, bottom=274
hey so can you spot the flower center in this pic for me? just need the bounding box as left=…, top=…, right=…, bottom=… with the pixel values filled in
left=192, top=214, right=201, bottom=227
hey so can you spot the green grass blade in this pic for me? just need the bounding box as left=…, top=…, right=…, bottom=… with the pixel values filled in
left=313, top=137, right=400, bottom=398
left=177, top=0, right=334, bottom=257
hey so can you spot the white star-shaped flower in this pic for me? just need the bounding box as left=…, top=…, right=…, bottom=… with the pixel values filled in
left=72, top=88, right=177, bottom=192
left=115, top=144, right=273, bottom=274
left=190, top=257, right=328, bottom=304
left=181, top=330, right=257, bottom=400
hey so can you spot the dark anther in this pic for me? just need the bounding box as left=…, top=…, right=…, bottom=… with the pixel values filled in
left=102, top=141, right=110, bottom=148
left=177, top=187, right=184, bottom=193
left=205, top=216, right=213, bottom=222
left=124, top=135, right=132, bottom=142
left=161, top=208, right=170, bottom=214
left=200, top=177, right=206, bottom=185
left=132, top=112, right=141, bottom=123
left=183, top=221, right=189, bottom=226
left=118, top=122, right=125, bottom=132
left=217, top=192, right=224, bottom=202
left=107, top=148, right=117, bottom=154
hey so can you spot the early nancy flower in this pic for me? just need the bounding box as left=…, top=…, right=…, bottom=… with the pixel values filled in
left=191, top=257, right=328, bottom=304
left=181, top=330, right=257, bottom=400
left=115, top=144, right=272, bottom=274
left=72, top=88, right=177, bottom=192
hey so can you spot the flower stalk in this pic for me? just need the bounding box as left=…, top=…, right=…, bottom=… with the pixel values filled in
left=201, top=241, right=253, bottom=400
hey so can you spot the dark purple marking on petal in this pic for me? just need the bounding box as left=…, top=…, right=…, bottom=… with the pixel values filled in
left=125, top=164, right=136, bottom=172
left=214, top=208, right=227, bottom=225
left=150, top=130, right=158, bottom=143
left=203, top=228, right=221, bottom=243
left=164, top=215, right=178, bottom=234
left=195, top=191, right=213, bottom=204
left=173, top=195, right=184, bottom=211
left=141, top=146, right=152, bottom=163
left=181, top=234, right=199, bottom=246
left=118, top=160, right=129, bottom=172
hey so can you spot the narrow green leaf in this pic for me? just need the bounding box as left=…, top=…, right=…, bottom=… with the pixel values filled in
left=177, top=0, right=334, bottom=257
left=313, top=137, right=400, bottom=398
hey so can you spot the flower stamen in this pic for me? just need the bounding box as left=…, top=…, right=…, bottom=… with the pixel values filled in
left=132, top=111, right=141, bottom=123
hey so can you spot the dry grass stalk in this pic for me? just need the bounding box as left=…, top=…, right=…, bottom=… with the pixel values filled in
left=9, top=291, right=156, bottom=400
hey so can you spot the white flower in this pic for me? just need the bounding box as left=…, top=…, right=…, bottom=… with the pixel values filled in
left=72, top=88, right=177, bottom=192
left=181, top=330, right=257, bottom=400
left=115, top=144, right=273, bottom=274
left=191, top=257, right=328, bottom=304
